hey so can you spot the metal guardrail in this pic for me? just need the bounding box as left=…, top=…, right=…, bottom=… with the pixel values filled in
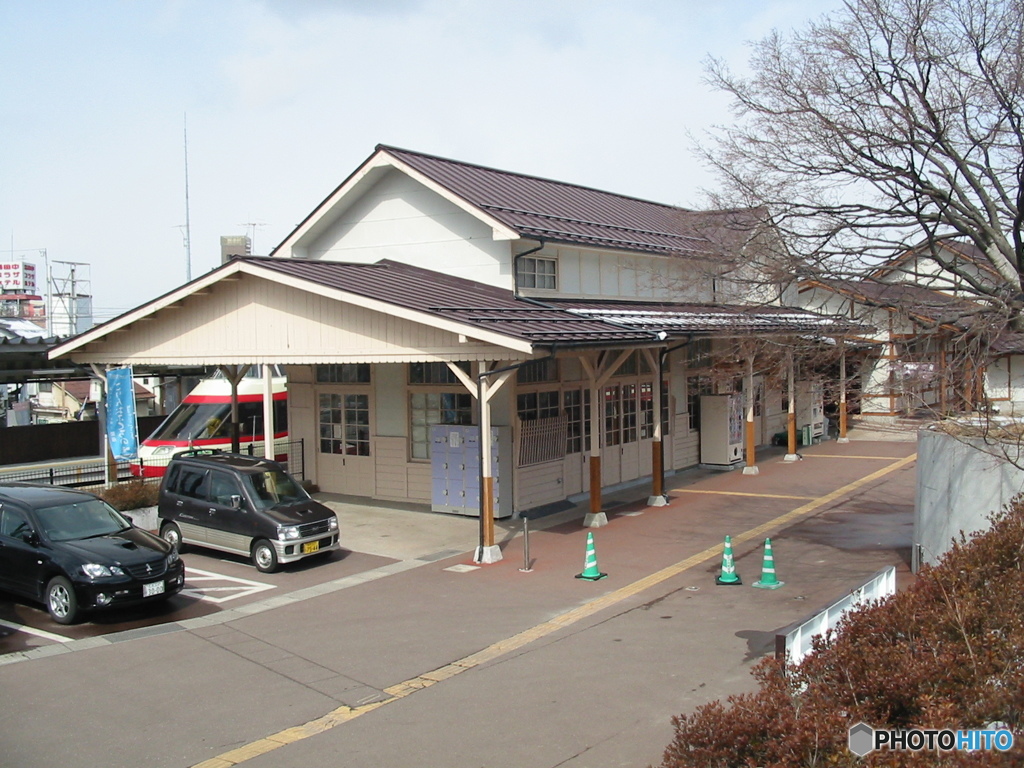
left=0, top=439, right=306, bottom=489
left=776, top=565, right=897, bottom=667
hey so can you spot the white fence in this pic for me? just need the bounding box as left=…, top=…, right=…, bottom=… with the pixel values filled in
left=776, top=566, right=897, bottom=666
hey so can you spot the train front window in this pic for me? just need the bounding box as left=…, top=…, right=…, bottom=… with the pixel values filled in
left=152, top=403, right=233, bottom=441
left=150, top=400, right=288, bottom=442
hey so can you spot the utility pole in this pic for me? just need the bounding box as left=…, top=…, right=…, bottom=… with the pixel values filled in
left=50, top=260, right=89, bottom=336
left=183, top=113, right=192, bottom=282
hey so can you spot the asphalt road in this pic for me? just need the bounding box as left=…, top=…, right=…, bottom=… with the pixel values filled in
left=0, top=441, right=917, bottom=768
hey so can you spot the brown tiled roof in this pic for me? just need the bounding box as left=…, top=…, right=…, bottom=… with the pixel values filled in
left=806, top=278, right=979, bottom=328
left=991, top=331, right=1024, bottom=356
left=250, top=257, right=653, bottom=345
left=380, top=145, right=761, bottom=258
left=248, top=258, right=861, bottom=346
left=871, top=238, right=1004, bottom=287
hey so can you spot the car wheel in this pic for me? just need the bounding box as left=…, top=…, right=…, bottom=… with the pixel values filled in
left=46, top=576, right=79, bottom=625
left=160, top=521, right=185, bottom=553
left=252, top=539, right=278, bottom=573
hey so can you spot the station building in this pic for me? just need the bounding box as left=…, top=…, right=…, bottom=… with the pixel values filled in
left=50, top=145, right=862, bottom=560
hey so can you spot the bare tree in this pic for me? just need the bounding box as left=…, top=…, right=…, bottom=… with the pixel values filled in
left=697, top=0, right=1024, bottom=325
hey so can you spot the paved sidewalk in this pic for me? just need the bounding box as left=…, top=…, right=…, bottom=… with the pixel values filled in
left=0, top=439, right=918, bottom=768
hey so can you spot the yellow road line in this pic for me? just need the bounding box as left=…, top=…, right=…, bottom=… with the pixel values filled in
left=191, top=452, right=917, bottom=768
left=674, top=489, right=816, bottom=500
left=804, top=454, right=909, bottom=460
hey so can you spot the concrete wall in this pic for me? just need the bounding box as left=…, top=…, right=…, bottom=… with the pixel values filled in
left=914, top=429, right=1024, bottom=570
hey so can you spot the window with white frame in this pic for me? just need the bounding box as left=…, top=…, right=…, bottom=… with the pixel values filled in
left=516, top=256, right=557, bottom=290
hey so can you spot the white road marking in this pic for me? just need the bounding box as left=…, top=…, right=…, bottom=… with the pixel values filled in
left=181, top=567, right=276, bottom=604
left=0, top=618, right=72, bottom=643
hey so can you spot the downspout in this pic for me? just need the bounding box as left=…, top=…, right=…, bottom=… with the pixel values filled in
left=512, top=241, right=546, bottom=299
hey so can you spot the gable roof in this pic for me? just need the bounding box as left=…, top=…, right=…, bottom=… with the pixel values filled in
left=51, top=256, right=864, bottom=365
left=871, top=238, right=1003, bottom=287
left=272, top=144, right=764, bottom=260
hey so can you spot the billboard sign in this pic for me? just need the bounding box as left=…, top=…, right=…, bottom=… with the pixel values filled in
left=0, top=261, right=37, bottom=292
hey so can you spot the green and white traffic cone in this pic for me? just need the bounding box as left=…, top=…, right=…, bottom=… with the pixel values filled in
left=715, top=534, right=742, bottom=585
left=575, top=531, right=608, bottom=581
left=752, top=537, right=784, bottom=589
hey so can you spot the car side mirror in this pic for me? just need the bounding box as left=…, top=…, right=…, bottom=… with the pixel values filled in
left=230, top=494, right=243, bottom=509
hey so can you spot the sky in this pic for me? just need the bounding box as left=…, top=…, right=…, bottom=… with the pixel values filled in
left=0, top=0, right=842, bottom=326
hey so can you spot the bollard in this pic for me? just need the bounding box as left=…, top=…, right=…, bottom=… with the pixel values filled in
left=519, top=516, right=533, bottom=572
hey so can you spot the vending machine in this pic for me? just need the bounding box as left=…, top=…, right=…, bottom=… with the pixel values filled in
left=699, top=394, right=744, bottom=469
left=796, top=380, right=825, bottom=444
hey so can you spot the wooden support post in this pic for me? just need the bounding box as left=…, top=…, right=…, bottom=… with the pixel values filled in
left=262, top=364, right=275, bottom=459
left=579, top=349, right=632, bottom=527
left=784, top=352, right=800, bottom=461
left=838, top=339, right=850, bottom=443
left=645, top=349, right=667, bottom=506
left=474, top=363, right=515, bottom=564
left=218, top=364, right=245, bottom=454
left=586, top=378, right=606, bottom=527
left=939, top=343, right=948, bottom=415
left=742, top=355, right=759, bottom=475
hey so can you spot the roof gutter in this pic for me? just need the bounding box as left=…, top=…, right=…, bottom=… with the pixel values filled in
left=512, top=241, right=546, bottom=300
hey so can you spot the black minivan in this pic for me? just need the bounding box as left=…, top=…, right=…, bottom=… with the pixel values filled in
left=0, top=483, right=184, bottom=624
left=158, top=450, right=340, bottom=572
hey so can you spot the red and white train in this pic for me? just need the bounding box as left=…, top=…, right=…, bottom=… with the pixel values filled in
left=131, top=367, right=288, bottom=477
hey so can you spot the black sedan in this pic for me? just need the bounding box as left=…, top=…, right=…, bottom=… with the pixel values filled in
left=0, top=483, right=184, bottom=624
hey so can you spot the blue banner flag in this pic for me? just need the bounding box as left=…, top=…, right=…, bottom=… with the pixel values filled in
left=106, top=367, right=139, bottom=460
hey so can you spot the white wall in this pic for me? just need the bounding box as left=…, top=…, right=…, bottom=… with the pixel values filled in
left=302, top=169, right=514, bottom=289
left=523, top=244, right=718, bottom=302
left=987, top=356, right=1024, bottom=415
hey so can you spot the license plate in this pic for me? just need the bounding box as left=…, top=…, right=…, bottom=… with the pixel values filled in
left=302, top=541, right=320, bottom=555
left=143, top=581, right=165, bottom=598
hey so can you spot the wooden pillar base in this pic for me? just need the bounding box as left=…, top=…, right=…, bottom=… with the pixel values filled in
left=474, top=545, right=503, bottom=564
left=475, top=475, right=502, bottom=563
left=648, top=440, right=667, bottom=506
left=588, top=455, right=602, bottom=514
left=585, top=454, right=607, bottom=526
left=744, top=419, right=757, bottom=475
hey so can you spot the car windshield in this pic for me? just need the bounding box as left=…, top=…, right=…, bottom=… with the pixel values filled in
left=244, top=469, right=309, bottom=510
left=34, top=499, right=132, bottom=542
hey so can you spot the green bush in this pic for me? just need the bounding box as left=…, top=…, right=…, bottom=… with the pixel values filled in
left=660, top=497, right=1024, bottom=767
left=98, top=479, right=160, bottom=511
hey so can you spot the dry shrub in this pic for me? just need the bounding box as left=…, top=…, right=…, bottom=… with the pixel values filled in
left=98, top=479, right=160, bottom=511
left=660, top=497, right=1024, bottom=767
